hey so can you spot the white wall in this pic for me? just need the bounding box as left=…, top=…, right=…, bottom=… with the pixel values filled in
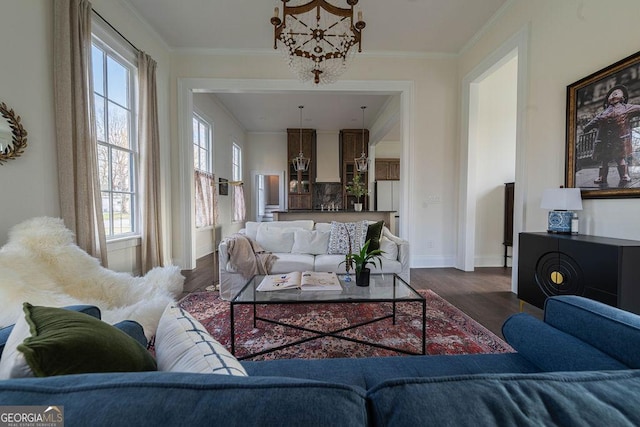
left=375, top=141, right=401, bottom=158
left=0, top=0, right=172, bottom=274
left=316, top=131, right=341, bottom=183
left=193, top=93, right=246, bottom=255
left=6, top=1, right=638, bottom=277
left=474, top=55, right=517, bottom=266
left=246, top=132, right=288, bottom=221
left=170, top=54, right=460, bottom=269
left=460, top=0, right=640, bottom=249
left=0, top=1, right=57, bottom=245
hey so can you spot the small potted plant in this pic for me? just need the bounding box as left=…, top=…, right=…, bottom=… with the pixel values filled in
left=340, top=239, right=384, bottom=286
left=345, top=173, right=367, bottom=211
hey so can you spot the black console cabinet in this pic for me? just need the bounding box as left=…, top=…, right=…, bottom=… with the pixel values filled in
left=518, top=232, right=640, bottom=314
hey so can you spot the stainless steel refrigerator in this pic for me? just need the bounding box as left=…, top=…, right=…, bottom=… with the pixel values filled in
left=375, top=181, right=400, bottom=231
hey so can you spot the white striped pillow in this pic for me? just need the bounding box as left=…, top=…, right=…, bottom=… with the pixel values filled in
left=155, top=304, right=247, bottom=376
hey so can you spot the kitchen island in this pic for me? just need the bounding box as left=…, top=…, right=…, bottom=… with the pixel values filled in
left=273, top=210, right=397, bottom=235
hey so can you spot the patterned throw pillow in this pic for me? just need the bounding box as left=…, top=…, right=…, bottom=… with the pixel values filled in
left=327, top=221, right=369, bottom=255
left=155, top=304, right=247, bottom=376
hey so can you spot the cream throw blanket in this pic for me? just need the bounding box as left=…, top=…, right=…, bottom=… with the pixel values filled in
left=225, top=233, right=277, bottom=279
left=0, top=217, right=184, bottom=339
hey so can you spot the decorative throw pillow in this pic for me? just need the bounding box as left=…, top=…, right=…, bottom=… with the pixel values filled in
left=327, top=221, right=368, bottom=255
left=291, top=230, right=330, bottom=255
left=365, top=221, right=385, bottom=252
left=0, top=303, right=156, bottom=379
left=379, top=236, right=398, bottom=260
left=245, top=222, right=261, bottom=240
left=314, top=222, right=332, bottom=233
left=256, top=226, right=298, bottom=253
left=155, top=304, right=247, bottom=376
left=0, top=306, right=146, bottom=356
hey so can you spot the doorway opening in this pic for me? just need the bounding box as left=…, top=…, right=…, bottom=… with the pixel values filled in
left=253, top=171, right=285, bottom=222
left=458, top=26, right=529, bottom=293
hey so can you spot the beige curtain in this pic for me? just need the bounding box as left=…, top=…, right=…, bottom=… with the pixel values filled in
left=233, top=184, right=246, bottom=222
left=53, top=0, right=108, bottom=266
left=195, top=171, right=218, bottom=228
left=138, top=51, right=164, bottom=272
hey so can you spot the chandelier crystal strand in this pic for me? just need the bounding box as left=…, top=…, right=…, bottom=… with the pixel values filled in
left=355, top=105, right=368, bottom=172
left=292, top=105, right=310, bottom=172
left=271, top=0, right=365, bottom=85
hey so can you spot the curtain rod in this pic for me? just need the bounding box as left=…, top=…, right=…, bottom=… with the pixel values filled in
left=92, top=9, right=140, bottom=53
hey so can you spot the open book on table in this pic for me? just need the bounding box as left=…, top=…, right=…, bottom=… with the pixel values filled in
left=257, top=271, right=342, bottom=292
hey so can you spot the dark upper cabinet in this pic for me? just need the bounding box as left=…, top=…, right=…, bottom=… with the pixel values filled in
left=340, top=129, right=369, bottom=210
left=375, top=158, right=400, bottom=180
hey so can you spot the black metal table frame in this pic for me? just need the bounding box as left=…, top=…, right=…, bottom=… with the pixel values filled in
left=230, top=275, right=426, bottom=360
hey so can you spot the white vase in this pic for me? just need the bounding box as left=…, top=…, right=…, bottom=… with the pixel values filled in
left=354, top=203, right=362, bottom=212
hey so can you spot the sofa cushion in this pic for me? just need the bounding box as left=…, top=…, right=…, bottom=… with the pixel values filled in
left=291, top=230, right=330, bottom=255
left=314, top=255, right=402, bottom=275
left=502, top=313, right=628, bottom=371
left=0, top=372, right=368, bottom=427
left=366, top=370, right=640, bottom=426
left=269, top=253, right=315, bottom=274
left=256, top=225, right=297, bottom=253
left=245, top=221, right=261, bottom=240
left=243, top=353, right=539, bottom=389
left=379, top=236, right=398, bottom=260
left=328, top=221, right=368, bottom=254
left=543, top=295, right=640, bottom=369
left=155, top=304, right=247, bottom=376
left=0, top=303, right=156, bottom=379
left=314, top=254, right=349, bottom=273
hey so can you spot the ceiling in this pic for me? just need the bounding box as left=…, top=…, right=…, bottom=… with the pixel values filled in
left=124, top=0, right=508, bottom=137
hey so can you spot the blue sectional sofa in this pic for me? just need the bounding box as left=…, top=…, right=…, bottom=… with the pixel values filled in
left=1, top=296, right=640, bottom=426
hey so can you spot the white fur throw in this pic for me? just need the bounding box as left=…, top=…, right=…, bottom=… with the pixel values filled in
left=0, top=217, right=184, bottom=339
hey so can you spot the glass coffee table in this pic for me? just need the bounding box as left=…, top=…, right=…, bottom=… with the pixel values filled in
left=230, top=273, right=426, bottom=360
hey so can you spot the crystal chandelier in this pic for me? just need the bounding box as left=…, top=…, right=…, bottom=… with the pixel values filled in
left=270, top=0, right=366, bottom=85
left=355, top=106, right=368, bottom=172
left=292, top=105, right=310, bottom=172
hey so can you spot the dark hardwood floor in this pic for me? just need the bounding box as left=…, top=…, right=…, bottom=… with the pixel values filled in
left=180, top=255, right=543, bottom=339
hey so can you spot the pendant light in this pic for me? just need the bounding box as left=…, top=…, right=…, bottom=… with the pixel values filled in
left=355, top=106, right=368, bottom=172
left=292, top=105, right=310, bottom=172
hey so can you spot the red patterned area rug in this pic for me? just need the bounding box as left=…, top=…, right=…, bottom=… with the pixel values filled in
left=178, top=289, right=514, bottom=361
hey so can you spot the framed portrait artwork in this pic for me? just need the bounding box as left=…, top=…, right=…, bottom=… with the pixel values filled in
left=219, top=178, right=229, bottom=196
left=566, top=50, right=640, bottom=198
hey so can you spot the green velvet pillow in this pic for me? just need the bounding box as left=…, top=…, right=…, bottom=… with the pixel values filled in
left=7, top=303, right=156, bottom=377
left=365, top=221, right=385, bottom=252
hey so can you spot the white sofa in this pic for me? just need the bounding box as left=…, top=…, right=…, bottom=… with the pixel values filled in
left=218, top=220, right=410, bottom=300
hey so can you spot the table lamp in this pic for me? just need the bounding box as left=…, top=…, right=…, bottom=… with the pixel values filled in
left=540, top=188, right=583, bottom=234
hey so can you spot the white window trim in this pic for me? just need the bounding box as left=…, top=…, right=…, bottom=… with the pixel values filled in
left=232, top=142, right=242, bottom=182
left=92, top=15, right=140, bottom=240
left=193, top=110, right=213, bottom=174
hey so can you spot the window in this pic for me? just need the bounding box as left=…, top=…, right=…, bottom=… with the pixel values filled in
left=232, top=142, right=242, bottom=181
left=193, top=113, right=212, bottom=173
left=92, top=29, right=138, bottom=238
left=193, top=113, right=215, bottom=228
left=231, top=142, right=245, bottom=222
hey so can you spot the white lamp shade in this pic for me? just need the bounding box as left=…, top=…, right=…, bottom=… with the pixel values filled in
left=540, top=188, right=583, bottom=211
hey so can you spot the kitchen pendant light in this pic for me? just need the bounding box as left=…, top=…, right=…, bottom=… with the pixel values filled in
left=292, top=105, right=310, bottom=172
left=355, top=105, right=368, bottom=172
